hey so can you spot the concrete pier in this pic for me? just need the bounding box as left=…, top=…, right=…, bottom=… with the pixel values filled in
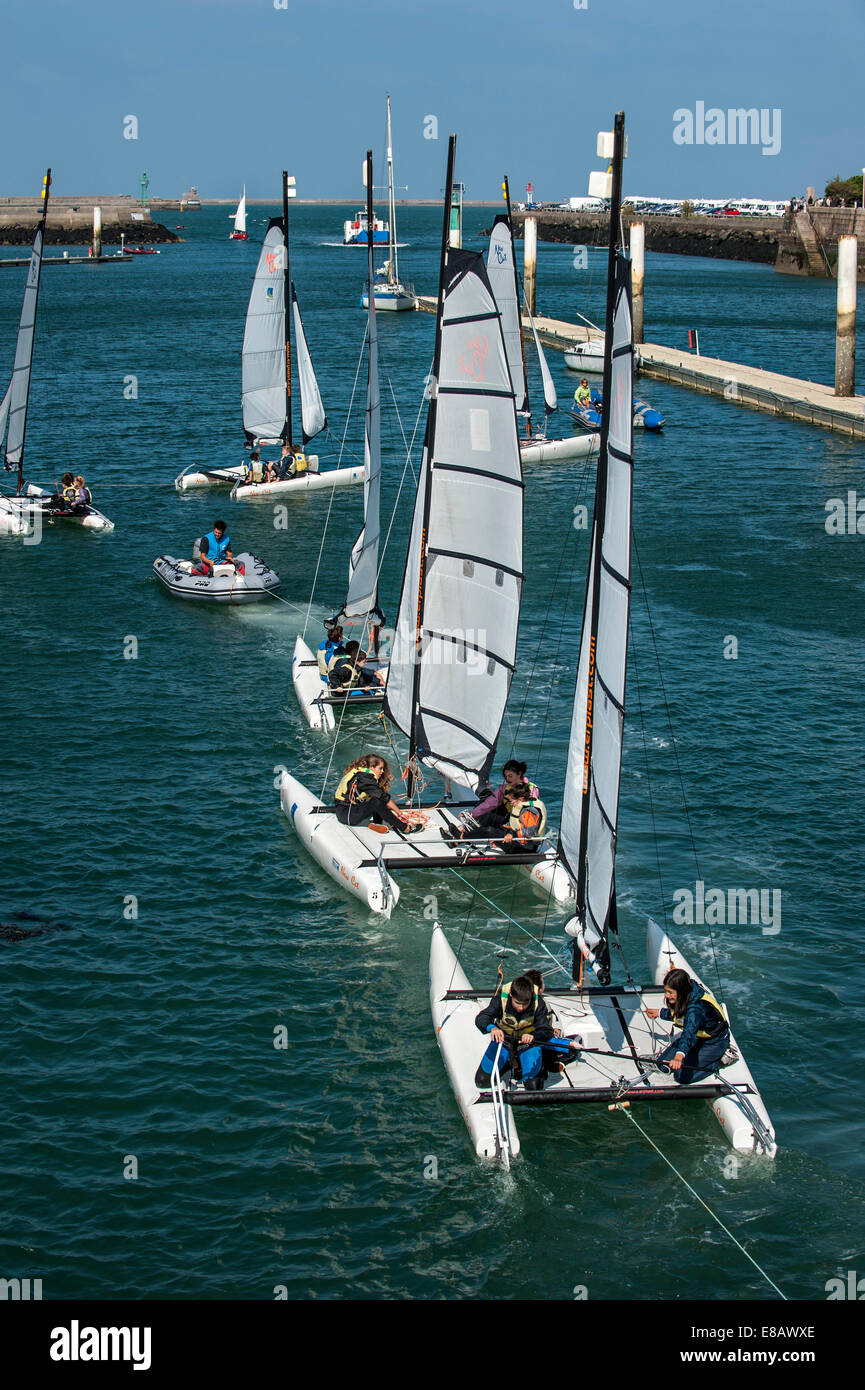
left=416, top=296, right=865, bottom=439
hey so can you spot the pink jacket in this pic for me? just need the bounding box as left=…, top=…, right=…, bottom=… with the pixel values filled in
left=473, top=776, right=537, bottom=819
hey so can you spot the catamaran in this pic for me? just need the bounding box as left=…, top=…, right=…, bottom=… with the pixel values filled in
left=487, top=179, right=598, bottom=466
left=430, top=114, right=776, bottom=1167
left=1, top=169, right=114, bottom=537
left=176, top=173, right=363, bottom=496
left=279, top=137, right=574, bottom=918
left=229, top=186, right=248, bottom=240
left=361, top=98, right=416, bottom=312
left=294, top=151, right=388, bottom=732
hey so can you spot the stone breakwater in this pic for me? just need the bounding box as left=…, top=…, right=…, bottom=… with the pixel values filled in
left=0, top=195, right=179, bottom=246
left=510, top=209, right=779, bottom=265
left=0, top=221, right=178, bottom=246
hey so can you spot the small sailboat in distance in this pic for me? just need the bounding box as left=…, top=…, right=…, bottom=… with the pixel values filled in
left=362, top=97, right=416, bottom=312
left=430, top=113, right=776, bottom=1167
left=229, top=186, right=248, bottom=240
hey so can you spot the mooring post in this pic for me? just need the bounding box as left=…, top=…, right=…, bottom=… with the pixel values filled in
left=631, top=221, right=645, bottom=344
left=523, top=216, right=537, bottom=315
left=835, top=235, right=857, bottom=396
left=93, top=205, right=102, bottom=261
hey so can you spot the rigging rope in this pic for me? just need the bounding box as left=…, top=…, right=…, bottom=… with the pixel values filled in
left=618, top=1106, right=787, bottom=1301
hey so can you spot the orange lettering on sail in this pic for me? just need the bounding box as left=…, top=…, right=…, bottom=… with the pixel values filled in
left=582, top=636, right=596, bottom=794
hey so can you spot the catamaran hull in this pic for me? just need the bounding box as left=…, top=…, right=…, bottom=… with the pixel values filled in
left=520, top=434, right=599, bottom=465
left=231, top=465, right=364, bottom=500
left=1, top=493, right=113, bottom=532
left=152, top=551, right=280, bottom=603
left=0, top=499, right=33, bottom=536
left=646, top=920, right=777, bottom=1158
left=292, top=636, right=335, bottom=732
left=430, top=923, right=521, bottom=1160
left=175, top=465, right=246, bottom=492
left=279, top=771, right=399, bottom=917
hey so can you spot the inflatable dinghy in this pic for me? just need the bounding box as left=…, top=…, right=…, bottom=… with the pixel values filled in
left=153, top=551, right=279, bottom=603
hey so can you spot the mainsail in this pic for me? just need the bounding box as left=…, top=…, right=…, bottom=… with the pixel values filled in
left=233, top=187, right=247, bottom=235
left=385, top=145, right=523, bottom=791
left=290, top=286, right=327, bottom=445
left=241, top=220, right=288, bottom=443
left=335, top=151, right=382, bottom=626
left=3, top=224, right=46, bottom=474
left=485, top=215, right=527, bottom=413
left=559, top=245, right=634, bottom=984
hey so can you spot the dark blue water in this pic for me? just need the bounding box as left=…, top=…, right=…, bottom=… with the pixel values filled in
left=1, top=207, right=863, bottom=1301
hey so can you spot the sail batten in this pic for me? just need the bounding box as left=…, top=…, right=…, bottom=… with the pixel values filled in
left=383, top=228, right=523, bottom=792
left=291, top=285, right=327, bottom=445
left=241, top=219, right=288, bottom=443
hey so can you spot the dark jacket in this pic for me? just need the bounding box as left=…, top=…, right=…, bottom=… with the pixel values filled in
left=339, top=771, right=388, bottom=806
left=475, top=987, right=555, bottom=1044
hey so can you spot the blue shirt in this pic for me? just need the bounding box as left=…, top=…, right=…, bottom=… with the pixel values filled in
left=660, top=989, right=727, bottom=1055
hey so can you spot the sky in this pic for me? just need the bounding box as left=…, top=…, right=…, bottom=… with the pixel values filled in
left=2, top=0, right=863, bottom=204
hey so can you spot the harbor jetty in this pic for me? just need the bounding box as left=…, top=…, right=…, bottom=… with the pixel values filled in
left=510, top=207, right=865, bottom=281
left=0, top=194, right=178, bottom=246
left=416, top=297, right=865, bottom=439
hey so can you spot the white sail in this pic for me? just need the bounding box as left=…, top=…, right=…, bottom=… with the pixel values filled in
left=233, top=187, right=247, bottom=234
left=485, top=216, right=527, bottom=413
left=338, top=249, right=380, bottom=621
left=384, top=248, right=523, bottom=790
left=559, top=251, right=634, bottom=977
left=527, top=304, right=557, bottom=413
left=241, top=220, right=287, bottom=442
left=0, top=381, right=10, bottom=453
left=291, top=286, right=327, bottom=444
left=3, top=229, right=44, bottom=468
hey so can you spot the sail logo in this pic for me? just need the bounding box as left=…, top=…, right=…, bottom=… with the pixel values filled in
left=49, top=1321, right=152, bottom=1370
left=582, top=636, right=596, bottom=793
left=266, top=287, right=274, bottom=301
left=672, top=103, right=782, bottom=156
left=459, top=335, right=489, bottom=382
left=265, top=250, right=284, bottom=274
left=493, top=244, right=509, bottom=266
left=825, top=490, right=865, bottom=534
left=672, top=880, right=781, bottom=935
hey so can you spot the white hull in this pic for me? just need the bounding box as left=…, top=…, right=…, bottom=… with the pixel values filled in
left=430, top=924, right=521, bottom=1160
left=362, top=288, right=417, bottom=312
left=0, top=498, right=33, bottom=536
left=175, top=465, right=246, bottom=492
left=231, top=465, right=364, bottom=501
left=520, top=433, right=600, bottom=465
left=646, top=920, right=777, bottom=1158
left=565, top=342, right=642, bottom=374
left=279, top=771, right=400, bottom=917
left=1, top=491, right=114, bottom=533
left=292, top=636, right=335, bottom=732
left=153, top=551, right=279, bottom=603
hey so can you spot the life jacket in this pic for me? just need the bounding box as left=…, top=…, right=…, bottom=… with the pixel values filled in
left=334, top=765, right=377, bottom=805
left=507, top=796, right=548, bottom=842
left=317, top=640, right=345, bottom=679
left=328, top=651, right=361, bottom=687
left=499, top=981, right=539, bottom=1040
left=61, top=483, right=77, bottom=506
left=247, top=458, right=264, bottom=483
left=502, top=779, right=539, bottom=814
left=292, top=452, right=308, bottom=475
left=203, top=529, right=230, bottom=563
left=669, top=985, right=728, bottom=1040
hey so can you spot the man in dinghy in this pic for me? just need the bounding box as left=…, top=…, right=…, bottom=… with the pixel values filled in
left=333, top=755, right=423, bottom=834
left=645, top=968, right=735, bottom=1083
left=474, top=975, right=556, bottom=1091
left=197, top=520, right=239, bottom=574
left=574, top=378, right=592, bottom=407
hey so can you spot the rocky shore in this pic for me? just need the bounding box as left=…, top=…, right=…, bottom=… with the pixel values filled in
left=0, top=220, right=178, bottom=246
left=509, top=210, right=779, bottom=265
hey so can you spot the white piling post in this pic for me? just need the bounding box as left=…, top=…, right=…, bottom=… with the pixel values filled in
left=524, top=216, right=537, bottom=315
left=93, top=205, right=102, bottom=261
left=835, top=235, right=857, bottom=396
left=631, top=222, right=645, bottom=344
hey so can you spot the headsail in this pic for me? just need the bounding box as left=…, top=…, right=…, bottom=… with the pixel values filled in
left=559, top=114, right=634, bottom=984
left=334, top=151, right=382, bottom=627
left=527, top=304, right=558, bottom=414
left=0, top=381, right=11, bottom=461
left=485, top=215, right=527, bottom=413
left=385, top=141, right=523, bottom=791
left=291, top=286, right=327, bottom=445
left=241, top=220, right=287, bottom=443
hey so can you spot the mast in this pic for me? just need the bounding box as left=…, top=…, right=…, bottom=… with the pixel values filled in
left=386, top=96, right=398, bottom=286
left=502, top=175, right=530, bottom=429
left=8, top=168, right=51, bottom=491
left=407, top=134, right=455, bottom=796
left=282, top=169, right=292, bottom=448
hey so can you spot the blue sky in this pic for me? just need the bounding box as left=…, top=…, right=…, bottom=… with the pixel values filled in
left=2, top=0, right=863, bottom=202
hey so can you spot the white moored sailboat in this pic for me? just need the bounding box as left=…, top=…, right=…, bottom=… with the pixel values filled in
left=431, top=114, right=776, bottom=1167
left=176, top=173, right=363, bottom=496
left=280, top=137, right=574, bottom=917
left=486, top=180, right=598, bottom=466
left=229, top=186, right=248, bottom=240
left=294, top=151, right=388, bottom=732
left=361, top=98, right=416, bottom=312
left=1, top=169, right=113, bottom=537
